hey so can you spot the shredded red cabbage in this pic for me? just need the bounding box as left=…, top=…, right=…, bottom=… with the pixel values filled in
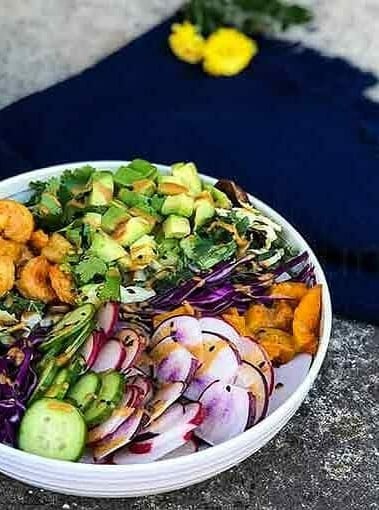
left=148, top=251, right=315, bottom=315
left=0, top=342, right=37, bottom=446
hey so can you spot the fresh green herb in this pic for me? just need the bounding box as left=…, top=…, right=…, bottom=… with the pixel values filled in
left=181, top=234, right=237, bottom=270
left=98, top=268, right=121, bottom=301
left=1, top=292, right=45, bottom=316
left=73, top=256, right=108, bottom=285
left=184, top=0, right=312, bottom=36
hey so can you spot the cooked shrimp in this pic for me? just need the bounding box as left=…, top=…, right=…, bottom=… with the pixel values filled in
left=41, top=233, right=73, bottom=263
left=0, top=256, right=15, bottom=297
left=49, top=265, right=76, bottom=305
left=0, top=237, right=23, bottom=263
left=29, top=229, right=49, bottom=252
left=17, top=256, right=56, bottom=303
left=17, top=245, right=34, bottom=270
left=0, top=199, right=34, bottom=243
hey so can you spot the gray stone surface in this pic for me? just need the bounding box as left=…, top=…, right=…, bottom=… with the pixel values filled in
left=0, top=1, right=378, bottom=509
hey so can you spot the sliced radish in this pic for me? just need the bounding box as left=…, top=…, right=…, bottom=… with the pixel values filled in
left=116, top=329, right=146, bottom=373
left=144, top=402, right=185, bottom=434
left=97, top=302, right=119, bottom=338
left=161, top=437, right=198, bottom=460
left=87, top=406, right=135, bottom=445
left=92, top=339, right=125, bottom=372
left=92, top=408, right=144, bottom=461
left=128, top=375, right=153, bottom=407
left=125, top=384, right=145, bottom=408
left=199, top=317, right=241, bottom=346
left=185, top=332, right=240, bottom=401
left=145, top=382, right=185, bottom=427
left=113, top=403, right=203, bottom=464
left=234, top=362, right=268, bottom=423
left=152, top=316, right=204, bottom=362
left=234, top=336, right=274, bottom=395
left=196, top=380, right=255, bottom=445
left=150, top=336, right=199, bottom=385
left=267, top=353, right=312, bottom=415
left=80, top=329, right=107, bottom=369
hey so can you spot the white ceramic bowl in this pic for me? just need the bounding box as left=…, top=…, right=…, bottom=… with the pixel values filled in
left=0, top=161, right=332, bottom=497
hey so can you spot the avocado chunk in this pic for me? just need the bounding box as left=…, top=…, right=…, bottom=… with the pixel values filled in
left=83, top=212, right=102, bottom=228
left=130, top=235, right=157, bottom=269
left=162, top=215, right=191, bottom=239
left=194, top=196, right=215, bottom=230
left=172, top=162, right=202, bottom=196
left=204, top=184, right=232, bottom=209
left=157, top=176, right=189, bottom=195
left=90, top=231, right=127, bottom=262
left=161, top=193, right=194, bottom=218
left=132, top=179, right=156, bottom=197
left=89, top=171, right=114, bottom=206
left=112, top=217, right=153, bottom=246
left=157, top=239, right=181, bottom=267
left=101, top=204, right=131, bottom=234
left=114, top=159, right=157, bottom=186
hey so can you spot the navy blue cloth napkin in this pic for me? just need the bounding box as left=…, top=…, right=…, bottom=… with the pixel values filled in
left=0, top=20, right=378, bottom=323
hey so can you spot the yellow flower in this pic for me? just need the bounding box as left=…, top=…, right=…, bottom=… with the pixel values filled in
left=169, top=22, right=205, bottom=64
left=203, top=28, right=258, bottom=77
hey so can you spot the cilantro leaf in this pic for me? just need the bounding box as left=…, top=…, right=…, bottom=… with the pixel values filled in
left=98, top=268, right=121, bottom=301
left=74, top=256, right=108, bottom=284
left=1, top=292, right=46, bottom=317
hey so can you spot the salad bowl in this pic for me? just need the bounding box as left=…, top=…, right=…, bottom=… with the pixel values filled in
left=0, top=161, right=332, bottom=497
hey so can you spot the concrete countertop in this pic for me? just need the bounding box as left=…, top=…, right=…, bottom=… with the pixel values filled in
left=0, top=1, right=378, bottom=509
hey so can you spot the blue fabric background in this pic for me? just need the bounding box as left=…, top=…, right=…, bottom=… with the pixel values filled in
left=0, top=20, right=378, bottom=322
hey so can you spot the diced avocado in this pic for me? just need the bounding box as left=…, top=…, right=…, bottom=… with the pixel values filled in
left=157, top=176, right=189, bottom=195
left=89, top=171, right=114, bottom=206
left=161, top=193, right=194, bottom=217
left=172, top=162, right=202, bottom=196
left=130, top=235, right=157, bottom=269
left=128, top=207, right=158, bottom=226
left=78, top=283, right=101, bottom=306
left=112, top=217, right=153, bottom=247
left=114, top=160, right=157, bottom=186
left=163, top=215, right=191, bottom=239
left=117, top=255, right=132, bottom=271
left=132, top=179, right=156, bottom=196
left=90, top=231, right=127, bottom=262
left=204, top=183, right=232, bottom=209
left=83, top=212, right=102, bottom=228
left=101, top=205, right=131, bottom=234
left=194, top=197, right=215, bottom=230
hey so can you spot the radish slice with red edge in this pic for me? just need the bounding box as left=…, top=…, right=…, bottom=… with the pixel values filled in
left=184, top=332, right=240, bottom=401
left=91, top=339, right=125, bottom=372
left=92, top=408, right=144, bottom=461
left=80, top=329, right=107, bottom=369
left=150, top=336, right=199, bottom=385
left=116, top=329, right=146, bottom=373
left=196, top=380, right=255, bottom=445
left=97, top=302, right=119, bottom=338
left=128, top=375, right=153, bottom=407
left=234, top=361, right=268, bottom=423
left=113, top=403, right=203, bottom=464
left=152, top=316, right=204, bottom=362
left=143, top=402, right=185, bottom=434
left=87, top=406, right=135, bottom=446
left=267, top=353, right=312, bottom=415
left=161, top=437, right=198, bottom=460
left=199, top=317, right=241, bottom=346
left=233, top=336, right=274, bottom=395
left=145, top=382, right=185, bottom=427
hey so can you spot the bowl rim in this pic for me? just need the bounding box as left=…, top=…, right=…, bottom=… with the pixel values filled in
left=0, top=160, right=332, bottom=473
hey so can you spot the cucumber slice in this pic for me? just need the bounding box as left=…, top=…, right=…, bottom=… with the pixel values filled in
left=83, top=371, right=124, bottom=427
left=28, top=358, right=58, bottom=405
left=67, top=372, right=101, bottom=412
left=44, top=368, right=71, bottom=399
left=97, top=370, right=124, bottom=405
left=18, top=398, right=87, bottom=462
left=39, top=304, right=95, bottom=354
